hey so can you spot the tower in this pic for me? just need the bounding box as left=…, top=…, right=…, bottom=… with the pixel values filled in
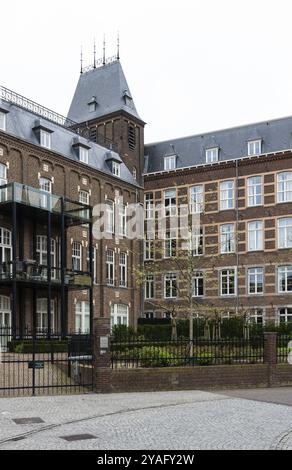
left=68, top=58, right=145, bottom=185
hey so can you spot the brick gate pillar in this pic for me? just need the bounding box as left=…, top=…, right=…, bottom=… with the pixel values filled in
left=93, top=318, right=112, bottom=393
left=263, top=332, right=277, bottom=387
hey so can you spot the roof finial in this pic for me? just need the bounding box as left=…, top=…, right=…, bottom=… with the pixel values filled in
left=117, top=31, right=120, bottom=60
left=103, top=34, right=106, bottom=66
left=93, top=38, right=96, bottom=68
left=80, top=46, right=83, bottom=74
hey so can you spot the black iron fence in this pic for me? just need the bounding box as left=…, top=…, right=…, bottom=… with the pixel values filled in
left=0, top=328, right=93, bottom=396
left=277, top=334, right=292, bottom=363
left=111, top=336, right=264, bottom=369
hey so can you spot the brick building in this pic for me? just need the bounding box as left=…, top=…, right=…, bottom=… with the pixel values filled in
left=1, top=55, right=292, bottom=333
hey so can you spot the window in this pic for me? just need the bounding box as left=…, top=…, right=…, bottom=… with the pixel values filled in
left=75, top=301, right=90, bottom=333
left=132, top=167, right=137, bottom=180
left=111, top=304, right=129, bottom=328
left=39, top=177, right=52, bottom=209
left=112, top=161, right=120, bottom=177
left=0, top=227, right=12, bottom=277
left=164, top=230, right=177, bottom=258
left=0, top=296, right=11, bottom=331
left=164, top=155, right=176, bottom=171
left=220, top=269, right=236, bottom=296
left=143, top=311, right=155, bottom=319
left=119, top=252, right=127, bottom=287
left=40, top=130, right=51, bottom=149
left=220, top=224, right=235, bottom=254
left=79, top=190, right=89, bottom=205
left=36, top=236, right=57, bottom=279
left=249, top=309, right=264, bottom=324
left=0, top=163, right=7, bottom=202
left=145, top=275, right=154, bottom=299
left=88, top=102, right=97, bottom=113
left=248, top=267, right=263, bottom=294
left=72, top=242, right=82, bottom=271
left=106, top=249, right=114, bottom=286
left=278, top=307, right=292, bottom=324
left=205, top=147, right=218, bottom=163
left=247, top=176, right=262, bottom=207
left=248, top=221, right=263, bottom=251
left=119, top=205, right=127, bottom=237
left=220, top=180, right=234, bottom=210
left=128, top=125, right=136, bottom=151
left=87, top=246, right=97, bottom=284
left=190, top=185, right=203, bottom=214
left=145, top=193, right=154, bottom=220
left=278, top=218, right=292, bottom=249
left=277, top=172, right=292, bottom=203
left=164, top=273, right=177, bottom=298
left=248, top=140, right=261, bottom=156
left=278, top=266, right=292, bottom=293
left=190, top=227, right=203, bottom=256
left=0, top=112, right=6, bottom=131
left=164, top=189, right=176, bottom=216
left=79, top=147, right=89, bottom=164
left=192, top=272, right=204, bottom=297
left=36, top=298, right=55, bottom=333
left=105, top=200, right=114, bottom=234
left=144, top=234, right=154, bottom=260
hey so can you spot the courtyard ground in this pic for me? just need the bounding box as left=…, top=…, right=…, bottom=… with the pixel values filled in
left=0, top=387, right=291, bottom=450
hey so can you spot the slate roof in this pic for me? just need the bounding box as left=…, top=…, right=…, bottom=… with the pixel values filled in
left=144, top=116, right=292, bottom=173
left=0, top=98, right=140, bottom=188
left=68, top=60, right=142, bottom=123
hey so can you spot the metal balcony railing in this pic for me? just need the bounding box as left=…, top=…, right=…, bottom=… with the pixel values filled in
left=0, top=182, right=91, bottom=223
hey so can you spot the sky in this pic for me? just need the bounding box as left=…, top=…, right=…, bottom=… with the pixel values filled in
left=1, top=0, right=292, bottom=143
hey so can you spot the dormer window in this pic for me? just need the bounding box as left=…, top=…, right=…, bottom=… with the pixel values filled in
left=40, top=130, right=51, bottom=149
left=79, top=147, right=89, bottom=164
left=164, top=155, right=176, bottom=171
left=248, top=139, right=261, bottom=156
left=0, top=111, right=6, bottom=131
left=88, top=97, right=97, bottom=113
left=112, top=161, right=121, bottom=177
left=133, top=167, right=137, bottom=180
left=123, top=90, right=133, bottom=108
left=205, top=147, right=218, bottom=163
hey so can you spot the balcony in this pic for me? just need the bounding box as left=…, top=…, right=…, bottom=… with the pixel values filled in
left=0, top=182, right=91, bottom=225
left=0, top=261, right=92, bottom=289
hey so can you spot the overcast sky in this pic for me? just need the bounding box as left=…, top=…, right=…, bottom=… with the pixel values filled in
left=1, top=0, right=292, bottom=143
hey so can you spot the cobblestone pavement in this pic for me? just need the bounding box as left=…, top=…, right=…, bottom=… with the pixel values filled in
left=0, top=389, right=291, bottom=450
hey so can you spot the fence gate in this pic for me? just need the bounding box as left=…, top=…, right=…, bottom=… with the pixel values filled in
left=0, top=328, right=94, bottom=397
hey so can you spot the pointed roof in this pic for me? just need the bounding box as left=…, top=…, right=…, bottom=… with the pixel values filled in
left=68, top=60, right=143, bottom=123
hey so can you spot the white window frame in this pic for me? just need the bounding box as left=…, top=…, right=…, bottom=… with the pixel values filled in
left=110, top=304, right=129, bottom=328
left=277, top=172, right=292, bottom=203
left=40, top=130, right=51, bottom=149
left=75, top=301, right=90, bottom=333
left=220, top=224, right=235, bottom=254
left=119, top=252, right=127, bottom=287
left=112, top=161, right=121, bottom=177
left=0, top=112, right=6, bottom=131
left=164, top=155, right=176, bottom=171
left=247, top=139, right=261, bottom=156
left=72, top=242, right=82, bottom=271
left=164, top=188, right=176, bottom=217
left=190, top=227, right=203, bottom=256
left=79, top=190, right=89, bottom=205
left=144, top=235, right=154, bottom=261
left=278, top=266, right=292, bottom=293
left=36, top=235, right=57, bottom=279
left=278, top=218, right=292, bottom=249
left=248, top=220, right=263, bottom=251
left=79, top=147, right=89, bottom=164
left=106, top=249, right=115, bottom=286
left=220, top=180, right=234, bottom=210
left=278, top=307, right=292, bottom=324
left=164, top=230, right=177, bottom=258
left=0, top=163, right=7, bottom=186
left=220, top=268, right=236, bottom=296
left=145, top=274, right=154, bottom=299
left=192, top=272, right=204, bottom=297
left=248, top=308, right=265, bottom=324
left=189, top=185, right=204, bottom=214
left=205, top=147, right=218, bottom=163
left=145, top=193, right=154, bottom=220
left=105, top=200, right=114, bottom=234
left=248, top=267, right=264, bottom=295
left=247, top=176, right=262, bottom=207
left=119, top=205, right=127, bottom=237
left=164, top=273, right=177, bottom=299
left=36, top=298, right=55, bottom=333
